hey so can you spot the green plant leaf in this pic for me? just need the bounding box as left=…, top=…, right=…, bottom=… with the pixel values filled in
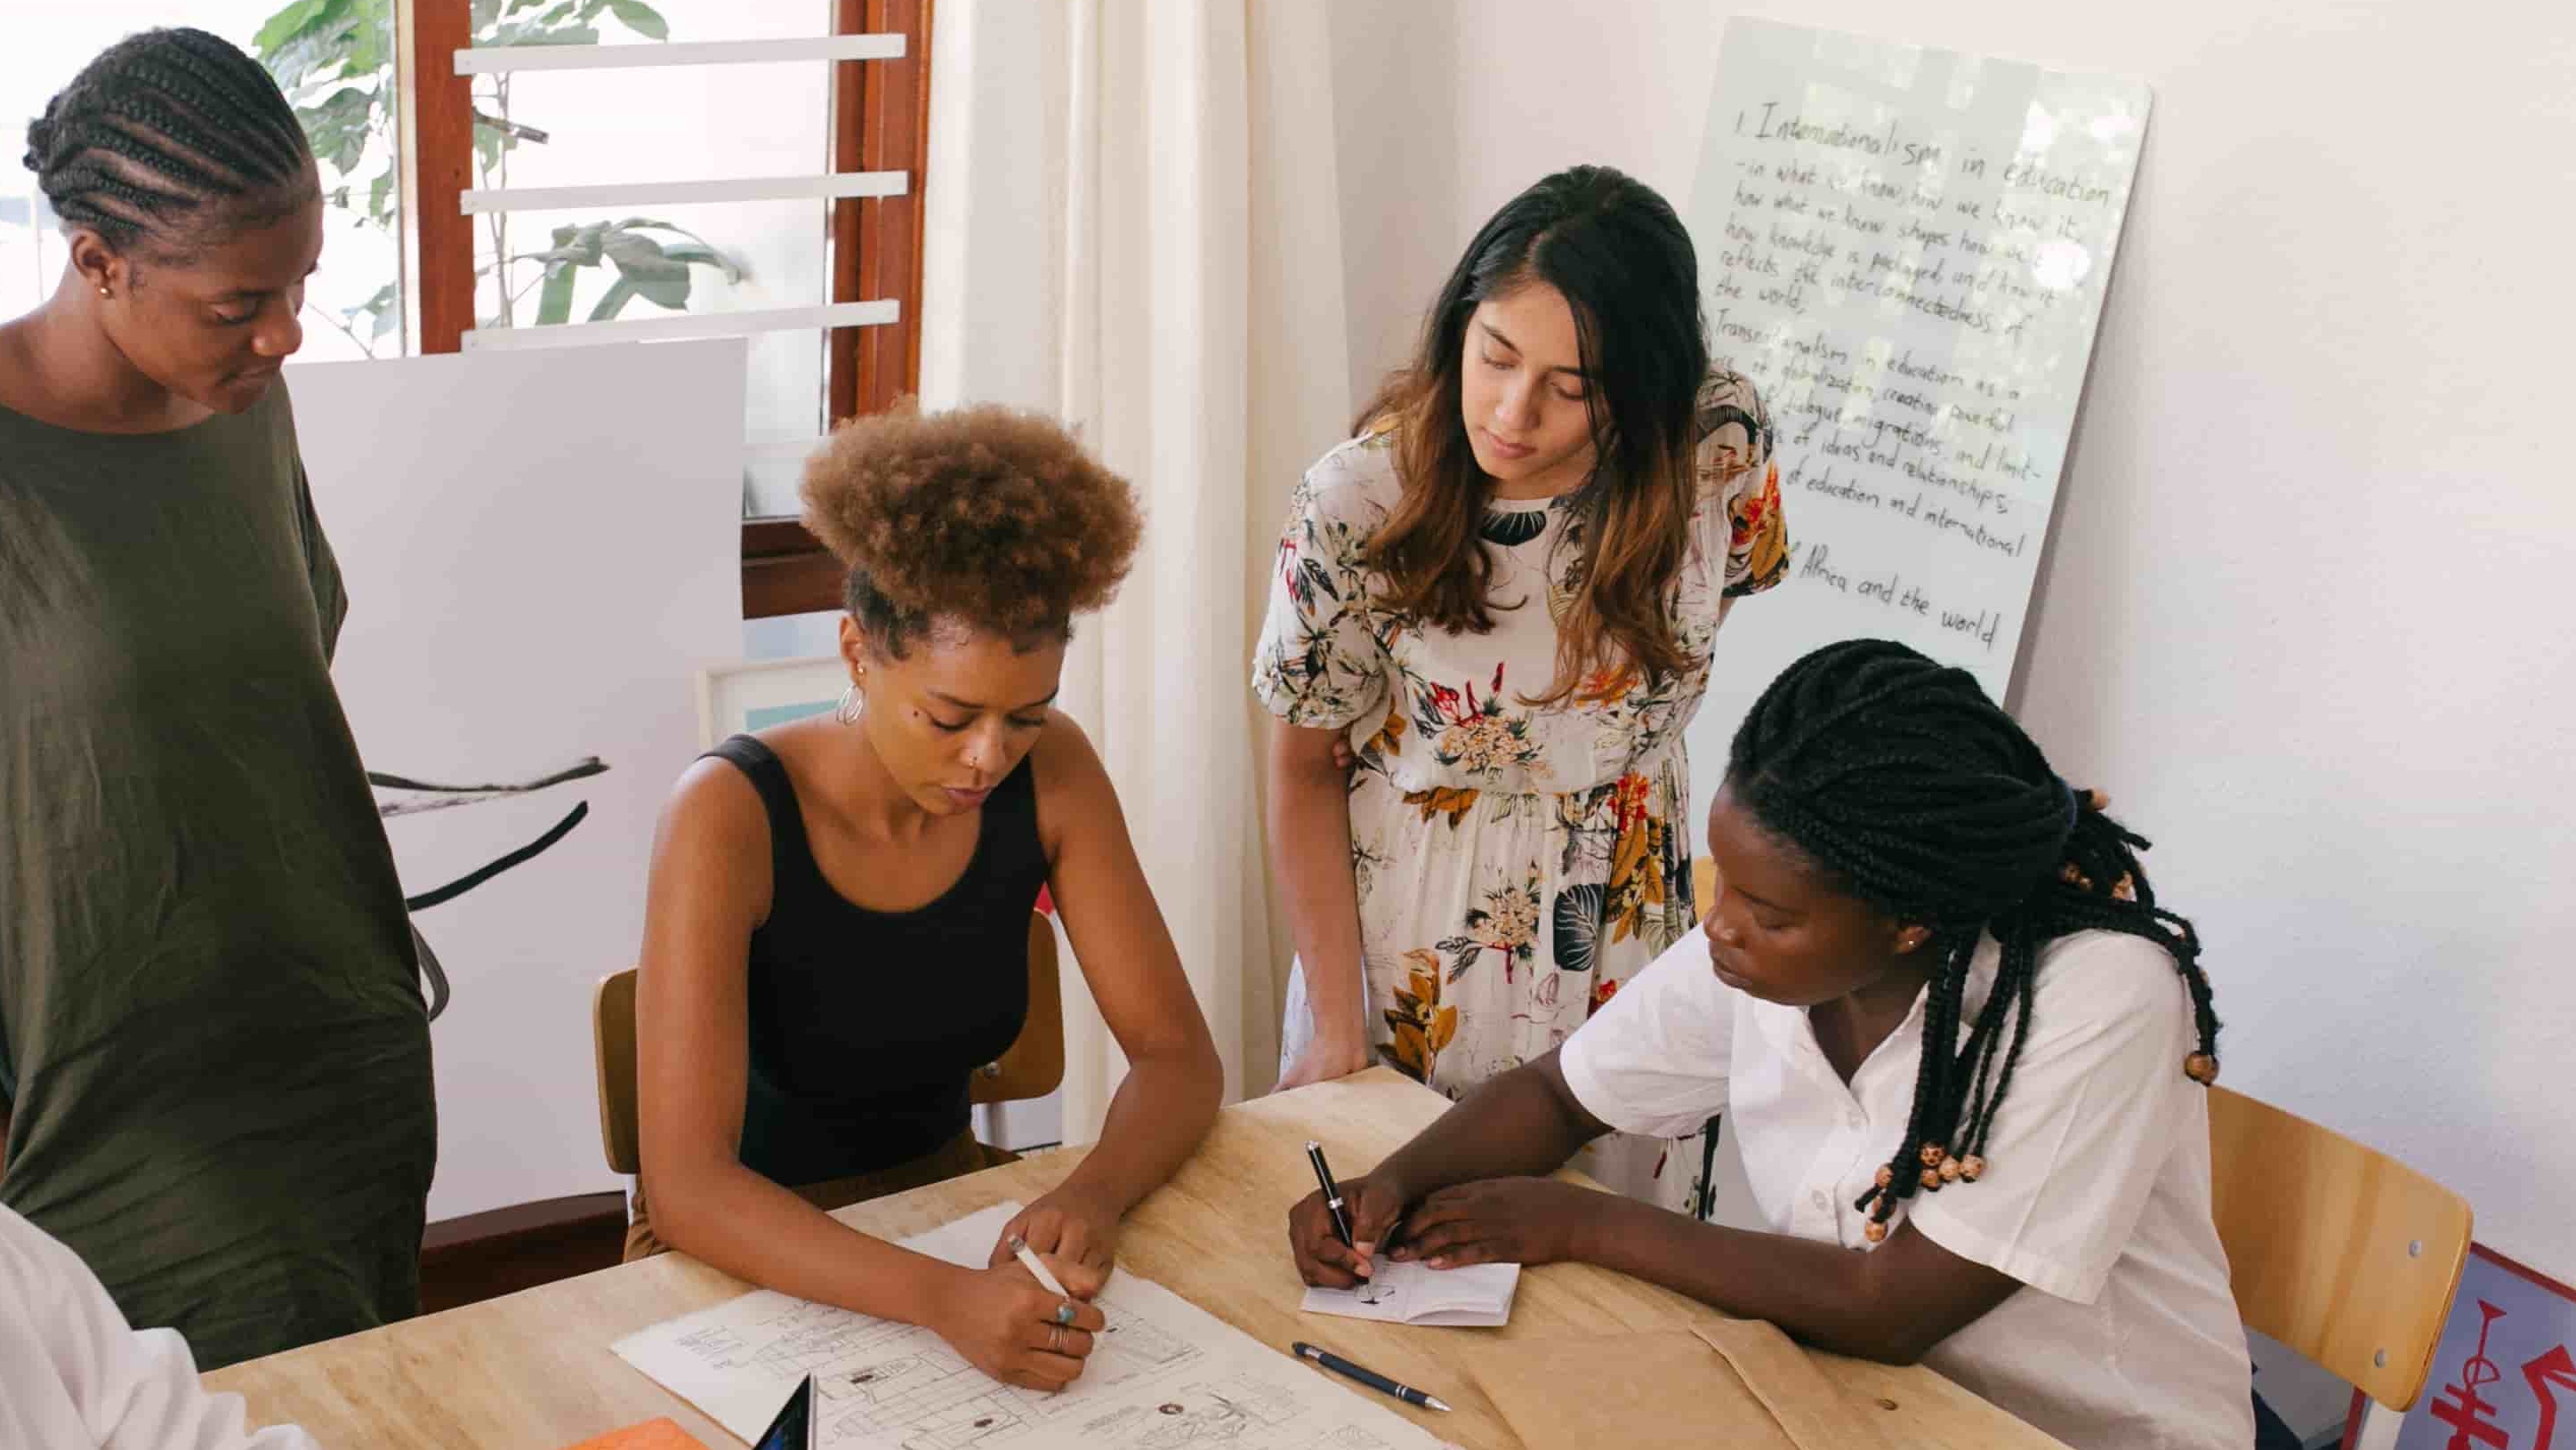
left=254, top=0, right=333, bottom=55
left=534, top=255, right=580, bottom=326
left=605, top=0, right=668, bottom=40
left=367, top=166, right=396, bottom=226
left=615, top=221, right=751, bottom=285
left=602, top=229, right=692, bottom=309
left=342, top=282, right=399, bottom=341
left=344, top=0, right=393, bottom=75
left=487, top=19, right=599, bottom=46
left=586, top=274, right=642, bottom=322
left=300, top=85, right=376, bottom=173
left=524, top=221, right=608, bottom=268
left=471, top=0, right=505, bottom=29
left=658, top=241, right=748, bottom=286
left=264, top=4, right=365, bottom=98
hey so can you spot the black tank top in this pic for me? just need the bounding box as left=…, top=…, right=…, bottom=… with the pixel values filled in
left=710, top=735, right=1049, bottom=1188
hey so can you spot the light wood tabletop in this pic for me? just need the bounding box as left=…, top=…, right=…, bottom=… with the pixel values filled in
left=205, top=1068, right=2069, bottom=1448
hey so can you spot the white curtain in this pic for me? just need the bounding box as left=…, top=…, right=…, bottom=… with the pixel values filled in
left=919, top=0, right=1352, bottom=1139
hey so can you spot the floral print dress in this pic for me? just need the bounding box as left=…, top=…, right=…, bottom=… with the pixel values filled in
left=1254, top=370, right=1790, bottom=1214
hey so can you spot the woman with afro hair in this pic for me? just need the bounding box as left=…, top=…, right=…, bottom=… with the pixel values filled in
left=632, top=406, right=1221, bottom=1395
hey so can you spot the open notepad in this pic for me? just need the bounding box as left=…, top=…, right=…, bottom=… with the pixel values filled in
left=1300, top=1259, right=1521, bottom=1327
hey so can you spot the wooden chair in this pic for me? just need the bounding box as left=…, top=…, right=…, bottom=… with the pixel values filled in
left=2208, top=1085, right=2473, bottom=1450
left=592, top=911, right=1067, bottom=1176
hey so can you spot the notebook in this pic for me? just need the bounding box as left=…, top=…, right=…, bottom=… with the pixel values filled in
left=1299, top=1259, right=1521, bottom=1327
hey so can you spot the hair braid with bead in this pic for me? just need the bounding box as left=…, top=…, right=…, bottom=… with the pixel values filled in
left=20, top=28, right=315, bottom=258
left=1726, top=639, right=2221, bottom=1243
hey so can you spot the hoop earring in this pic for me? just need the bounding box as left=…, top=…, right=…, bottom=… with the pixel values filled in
left=834, top=684, right=863, bottom=726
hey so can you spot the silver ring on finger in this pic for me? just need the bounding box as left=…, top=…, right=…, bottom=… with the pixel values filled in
left=1049, top=1324, right=1066, bottom=1354
left=1051, top=1300, right=1078, bottom=1326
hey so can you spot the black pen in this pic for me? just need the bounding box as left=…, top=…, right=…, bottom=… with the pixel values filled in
left=1305, top=1140, right=1354, bottom=1249
left=1292, top=1341, right=1452, bottom=1413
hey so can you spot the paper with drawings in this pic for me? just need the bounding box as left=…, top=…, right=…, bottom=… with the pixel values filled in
left=613, top=1201, right=1456, bottom=1450
left=1299, top=1261, right=1519, bottom=1328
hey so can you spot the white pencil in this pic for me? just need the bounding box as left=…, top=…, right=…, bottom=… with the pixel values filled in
left=1006, top=1234, right=1073, bottom=1298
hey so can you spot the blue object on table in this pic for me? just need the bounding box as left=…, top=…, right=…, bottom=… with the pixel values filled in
left=1292, top=1341, right=1451, bottom=1413
left=753, top=1373, right=811, bottom=1450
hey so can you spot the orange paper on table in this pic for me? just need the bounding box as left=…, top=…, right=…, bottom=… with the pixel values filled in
left=559, top=1419, right=714, bottom=1450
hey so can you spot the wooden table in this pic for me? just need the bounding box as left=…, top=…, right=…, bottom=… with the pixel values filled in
left=207, top=1069, right=2067, bottom=1448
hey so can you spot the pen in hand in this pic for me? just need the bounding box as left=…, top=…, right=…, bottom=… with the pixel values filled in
left=1305, top=1140, right=1356, bottom=1253
left=1006, top=1234, right=1073, bottom=1299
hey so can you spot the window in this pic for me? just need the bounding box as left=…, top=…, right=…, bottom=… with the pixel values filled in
left=403, top=0, right=931, bottom=619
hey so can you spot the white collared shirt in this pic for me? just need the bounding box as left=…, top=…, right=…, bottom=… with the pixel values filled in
left=0, top=1203, right=319, bottom=1450
left=1560, top=929, right=2255, bottom=1450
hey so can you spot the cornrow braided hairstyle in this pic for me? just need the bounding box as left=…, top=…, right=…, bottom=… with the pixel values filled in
left=21, top=28, right=315, bottom=258
left=1727, top=638, right=2220, bottom=1245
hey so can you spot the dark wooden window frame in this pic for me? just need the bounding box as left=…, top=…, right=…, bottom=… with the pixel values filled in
left=404, top=0, right=931, bottom=621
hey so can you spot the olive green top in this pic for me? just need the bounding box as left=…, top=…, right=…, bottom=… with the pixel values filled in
left=0, top=380, right=434, bottom=1368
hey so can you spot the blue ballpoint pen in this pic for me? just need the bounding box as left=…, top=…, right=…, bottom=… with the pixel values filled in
left=1292, top=1341, right=1453, bottom=1413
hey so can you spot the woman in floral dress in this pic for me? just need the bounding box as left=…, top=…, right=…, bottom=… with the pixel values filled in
left=1254, top=165, right=1790, bottom=1212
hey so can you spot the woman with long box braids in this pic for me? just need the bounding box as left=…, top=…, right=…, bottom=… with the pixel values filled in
left=1287, top=638, right=2253, bottom=1450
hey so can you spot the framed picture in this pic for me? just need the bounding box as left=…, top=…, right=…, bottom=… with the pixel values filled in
left=2354, top=1242, right=2576, bottom=1448
left=696, top=657, right=849, bottom=750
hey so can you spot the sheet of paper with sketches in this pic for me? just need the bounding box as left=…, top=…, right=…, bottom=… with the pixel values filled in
left=614, top=1201, right=1457, bottom=1450
left=1298, top=1260, right=1520, bottom=1328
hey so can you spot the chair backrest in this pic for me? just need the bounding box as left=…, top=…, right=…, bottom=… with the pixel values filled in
left=592, top=911, right=1065, bottom=1175
left=593, top=968, right=640, bottom=1175
left=973, top=913, right=1067, bottom=1106
left=2207, top=1084, right=2472, bottom=1411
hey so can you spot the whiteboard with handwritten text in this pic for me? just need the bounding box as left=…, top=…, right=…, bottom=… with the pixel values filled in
left=1681, top=19, right=2149, bottom=822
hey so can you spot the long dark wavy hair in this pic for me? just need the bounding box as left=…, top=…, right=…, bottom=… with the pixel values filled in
left=1360, top=165, right=1709, bottom=704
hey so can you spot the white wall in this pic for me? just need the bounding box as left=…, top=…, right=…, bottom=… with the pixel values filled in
left=1326, top=0, right=2572, bottom=1430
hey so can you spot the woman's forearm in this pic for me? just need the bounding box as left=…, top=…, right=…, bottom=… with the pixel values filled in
left=1051, top=1043, right=1222, bottom=1215
left=1267, top=745, right=1368, bottom=1049
left=648, top=1159, right=967, bottom=1323
left=1577, top=1196, right=1932, bottom=1364
left=1376, top=1059, right=1605, bottom=1199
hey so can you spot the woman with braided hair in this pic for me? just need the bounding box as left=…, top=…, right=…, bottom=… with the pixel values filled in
left=1288, top=639, right=2255, bottom=1449
left=1, top=30, right=433, bottom=1367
